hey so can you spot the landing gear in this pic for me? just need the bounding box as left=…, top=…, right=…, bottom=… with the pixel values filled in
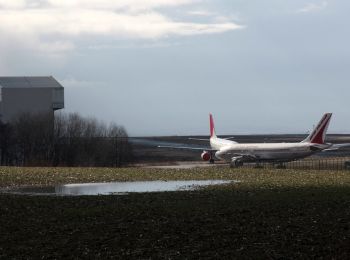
left=209, top=158, right=215, bottom=164
left=230, top=158, right=244, bottom=168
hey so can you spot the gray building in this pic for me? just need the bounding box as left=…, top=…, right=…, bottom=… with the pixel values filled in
left=0, top=76, right=64, bottom=122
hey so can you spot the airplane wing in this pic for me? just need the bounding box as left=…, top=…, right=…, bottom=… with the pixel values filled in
left=188, top=138, right=210, bottom=141
left=188, top=137, right=235, bottom=141
left=157, top=145, right=217, bottom=151
left=220, top=151, right=258, bottom=161
left=232, top=154, right=257, bottom=160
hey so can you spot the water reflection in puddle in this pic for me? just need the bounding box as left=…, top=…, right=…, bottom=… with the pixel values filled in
left=5, top=180, right=234, bottom=196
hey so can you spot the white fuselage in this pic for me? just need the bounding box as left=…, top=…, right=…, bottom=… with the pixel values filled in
left=210, top=137, right=330, bottom=163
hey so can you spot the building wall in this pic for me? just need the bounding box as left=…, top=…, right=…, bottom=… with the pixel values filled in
left=1, top=87, right=57, bottom=122
left=52, top=87, right=64, bottom=110
left=0, top=87, right=2, bottom=121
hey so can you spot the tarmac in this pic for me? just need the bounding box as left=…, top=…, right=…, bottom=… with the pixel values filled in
left=139, top=161, right=227, bottom=169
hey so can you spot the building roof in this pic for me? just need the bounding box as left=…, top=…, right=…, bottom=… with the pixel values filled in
left=0, top=76, right=63, bottom=89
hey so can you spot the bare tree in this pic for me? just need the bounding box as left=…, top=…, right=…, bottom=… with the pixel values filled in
left=0, top=112, right=133, bottom=167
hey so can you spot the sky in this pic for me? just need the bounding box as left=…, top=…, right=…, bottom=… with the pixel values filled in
left=0, top=0, right=349, bottom=136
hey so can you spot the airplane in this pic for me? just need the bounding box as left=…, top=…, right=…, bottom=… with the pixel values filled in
left=159, top=113, right=350, bottom=168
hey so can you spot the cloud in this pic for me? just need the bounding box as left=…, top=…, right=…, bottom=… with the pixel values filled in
left=0, top=0, right=196, bottom=10
left=46, top=0, right=196, bottom=11
left=0, top=0, right=243, bottom=57
left=0, top=0, right=26, bottom=8
left=187, top=10, right=215, bottom=17
left=297, top=1, right=328, bottom=13
left=60, top=77, right=108, bottom=88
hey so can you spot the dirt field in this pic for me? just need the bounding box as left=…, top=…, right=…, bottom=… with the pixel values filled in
left=1, top=167, right=350, bottom=258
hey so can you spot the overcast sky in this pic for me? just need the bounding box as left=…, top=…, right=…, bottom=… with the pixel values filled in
left=1, top=0, right=349, bottom=136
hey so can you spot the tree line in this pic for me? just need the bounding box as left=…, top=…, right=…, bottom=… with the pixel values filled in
left=0, top=112, right=132, bottom=167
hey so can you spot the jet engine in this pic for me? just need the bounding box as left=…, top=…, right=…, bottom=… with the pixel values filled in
left=201, top=151, right=211, bottom=161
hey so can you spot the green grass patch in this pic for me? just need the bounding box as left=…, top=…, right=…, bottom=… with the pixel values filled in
left=1, top=166, right=350, bottom=189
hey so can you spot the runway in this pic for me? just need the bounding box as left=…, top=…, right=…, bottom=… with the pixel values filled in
left=139, top=161, right=227, bottom=169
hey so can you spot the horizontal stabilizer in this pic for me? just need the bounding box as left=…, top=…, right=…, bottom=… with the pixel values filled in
left=323, top=143, right=350, bottom=151
left=331, top=143, right=350, bottom=149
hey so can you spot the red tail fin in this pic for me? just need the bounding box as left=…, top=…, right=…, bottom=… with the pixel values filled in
left=303, top=113, right=332, bottom=144
left=209, top=114, right=217, bottom=138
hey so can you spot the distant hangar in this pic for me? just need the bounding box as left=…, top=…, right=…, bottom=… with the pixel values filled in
left=0, top=76, right=64, bottom=122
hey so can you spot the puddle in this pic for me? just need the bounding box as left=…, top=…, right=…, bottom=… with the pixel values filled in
left=2, top=180, right=235, bottom=196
